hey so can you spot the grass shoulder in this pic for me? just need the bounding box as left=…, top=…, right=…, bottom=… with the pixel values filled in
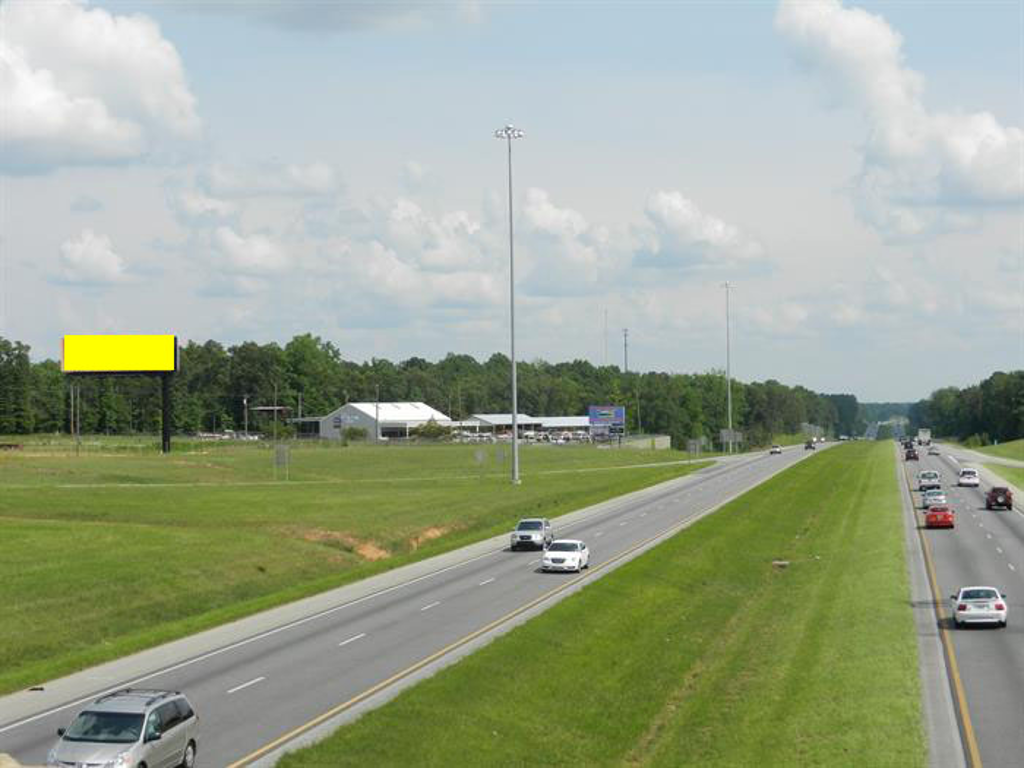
left=279, top=441, right=924, bottom=767
left=984, top=464, right=1024, bottom=490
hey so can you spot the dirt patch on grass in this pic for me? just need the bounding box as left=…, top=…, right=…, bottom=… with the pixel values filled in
left=409, top=526, right=452, bottom=551
left=289, top=527, right=391, bottom=561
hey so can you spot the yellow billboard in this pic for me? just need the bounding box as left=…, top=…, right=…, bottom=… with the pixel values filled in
left=62, top=335, right=178, bottom=374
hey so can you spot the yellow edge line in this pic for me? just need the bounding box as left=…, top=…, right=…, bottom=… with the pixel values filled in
left=902, top=458, right=982, bottom=768
left=226, top=519, right=683, bottom=766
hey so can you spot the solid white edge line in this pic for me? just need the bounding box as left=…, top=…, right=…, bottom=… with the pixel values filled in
left=420, top=601, right=440, bottom=611
left=478, top=578, right=495, bottom=586
left=337, top=633, right=366, bottom=647
left=227, top=676, right=265, bottom=695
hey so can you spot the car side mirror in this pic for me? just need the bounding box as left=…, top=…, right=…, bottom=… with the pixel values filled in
left=1002, top=593, right=1008, bottom=598
left=949, top=594, right=956, bottom=600
left=145, top=731, right=162, bottom=743
left=57, top=727, right=65, bottom=737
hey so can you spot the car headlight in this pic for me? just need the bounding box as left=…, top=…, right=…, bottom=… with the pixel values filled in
left=102, top=752, right=133, bottom=768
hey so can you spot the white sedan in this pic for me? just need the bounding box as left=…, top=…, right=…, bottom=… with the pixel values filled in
left=541, top=539, right=590, bottom=573
left=951, top=586, right=1007, bottom=628
left=958, top=469, right=980, bottom=487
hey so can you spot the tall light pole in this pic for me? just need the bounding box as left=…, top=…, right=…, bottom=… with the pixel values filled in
left=722, top=281, right=732, bottom=453
left=495, top=123, right=524, bottom=485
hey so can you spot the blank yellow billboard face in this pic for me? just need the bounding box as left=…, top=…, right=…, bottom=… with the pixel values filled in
left=62, top=335, right=178, bottom=373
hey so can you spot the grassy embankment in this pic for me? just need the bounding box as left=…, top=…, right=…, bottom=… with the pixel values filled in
left=958, top=438, right=1024, bottom=462
left=279, top=441, right=924, bottom=768
left=985, top=465, right=1024, bottom=489
left=0, top=442, right=709, bottom=694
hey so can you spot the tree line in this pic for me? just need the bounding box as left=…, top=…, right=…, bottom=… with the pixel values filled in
left=1, top=334, right=864, bottom=448
left=908, top=371, right=1024, bottom=445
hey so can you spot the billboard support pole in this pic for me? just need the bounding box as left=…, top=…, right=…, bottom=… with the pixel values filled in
left=161, top=373, right=172, bottom=454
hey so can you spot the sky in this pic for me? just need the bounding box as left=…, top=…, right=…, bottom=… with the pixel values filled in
left=0, top=0, right=1021, bottom=402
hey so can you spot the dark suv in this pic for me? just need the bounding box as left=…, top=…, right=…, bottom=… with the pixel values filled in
left=987, top=487, right=1014, bottom=510
left=49, top=689, right=197, bottom=768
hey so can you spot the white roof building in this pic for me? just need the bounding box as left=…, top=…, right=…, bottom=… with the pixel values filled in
left=301, top=401, right=451, bottom=440
left=538, top=416, right=591, bottom=430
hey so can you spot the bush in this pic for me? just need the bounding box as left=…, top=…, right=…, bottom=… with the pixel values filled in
left=342, top=427, right=368, bottom=442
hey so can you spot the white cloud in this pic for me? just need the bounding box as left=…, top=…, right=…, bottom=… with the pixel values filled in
left=213, top=226, right=288, bottom=275
left=638, top=191, right=763, bottom=267
left=776, top=0, right=1024, bottom=239
left=0, top=0, right=200, bottom=173
left=57, top=229, right=128, bottom=284
left=203, top=161, right=342, bottom=198
left=174, top=189, right=237, bottom=221
left=191, top=1, right=481, bottom=32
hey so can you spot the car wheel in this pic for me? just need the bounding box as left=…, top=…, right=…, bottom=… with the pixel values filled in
left=1000, top=620, right=1007, bottom=628
left=180, top=741, right=196, bottom=768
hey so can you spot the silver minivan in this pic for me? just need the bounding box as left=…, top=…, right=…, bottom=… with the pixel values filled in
left=48, top=688, right=197, bottom=768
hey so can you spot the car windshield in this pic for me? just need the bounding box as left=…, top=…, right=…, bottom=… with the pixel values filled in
left=64, top=711, right=143, bottom=744
left=961, top=470, right=977, bottom=476
left=547, top=542, right=578, bottom=552
left=517, top=521, right=542, bottom=531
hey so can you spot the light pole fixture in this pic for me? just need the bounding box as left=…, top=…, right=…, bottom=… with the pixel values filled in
left=495, top=123, right=524, bottom=485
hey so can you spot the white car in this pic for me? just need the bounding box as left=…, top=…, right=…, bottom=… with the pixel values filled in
left=918, top=470, right=941, bottom=492
left=769, top=445, right=782, bottom=455
left=541, top=539, right=590, bottom=573
left=951, top=586, right=1007, bottom=628
left=921, top=489, right=947, bottom=508
left=958, top=468, right=980, bottom=488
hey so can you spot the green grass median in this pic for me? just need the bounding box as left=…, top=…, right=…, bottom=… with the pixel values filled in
left=0, top=443, right=708, bottom=694
left=985, top=464, right=1024, bottom=489
left=966, top=438, right=1024, bottom=462
left=279, top=441, right=924, bottom=767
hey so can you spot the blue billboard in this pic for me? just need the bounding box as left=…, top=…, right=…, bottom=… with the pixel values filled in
left=588, top=405, right=625, bottom=427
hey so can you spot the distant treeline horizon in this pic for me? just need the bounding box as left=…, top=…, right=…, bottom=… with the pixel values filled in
left=1, top=334, right=1018, bottom=448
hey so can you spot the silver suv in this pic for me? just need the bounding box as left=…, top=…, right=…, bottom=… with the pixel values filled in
left=510, top=518, right=553, bottom=550
left=48, top=688, right=197, bottom=768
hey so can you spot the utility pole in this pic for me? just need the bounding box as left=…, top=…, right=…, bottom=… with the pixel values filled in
left=375, top=383, right=380, bottom=444
left=723, top=281, right=733, bottom=454
left=623, top=328, right=629, bottom=374
left=243, top=395, right=249, bottom=438
left=604, top=308, right=608, bottom=367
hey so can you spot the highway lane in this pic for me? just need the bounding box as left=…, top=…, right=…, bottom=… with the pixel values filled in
left=0, top=443, right=829, bottom=766
left=906, top=445, right=1024, bottom=767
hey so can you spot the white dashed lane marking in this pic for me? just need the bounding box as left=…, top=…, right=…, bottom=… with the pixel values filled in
left=420, top=601, right=440, bottom=612
left=227, top=676, right=265, bottom=695
left=1010, top=564, right=1017, bottom=572
left=338, top=633, right=366, bottom=647
left=997, top=547, right=1004, bottom=554
left=478, top=578, right=495, bottom=586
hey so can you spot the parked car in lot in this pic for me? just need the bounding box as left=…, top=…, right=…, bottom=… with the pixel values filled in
left=950, top=586, right=1007, bottom=628
left=957, top=468, right=980, bottom=487
left=918, top=470, right=941, bottom=491
left=921, top=489, right=947, bottom=508
left=510, top=518, right=553, bottom=550
left=48, top=689, right=198, bottom=768
left=905, top=448, right=919, bottom=460
left=925, top=505, right=955, bottom=528
left=986, top=487, right=1014, bottom=510
left=769, top=445, right=782, bottom=455
left=540, top=539, right=590, bottom=572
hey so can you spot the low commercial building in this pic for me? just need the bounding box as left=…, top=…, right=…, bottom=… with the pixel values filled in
left=296, top=402, right=451, bottom=440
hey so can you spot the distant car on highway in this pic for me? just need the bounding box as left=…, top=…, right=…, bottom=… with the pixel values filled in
left=905, top=448, right=918, bottom=460
left=918, top=470, right=941, bottom=491
left=48, top=689, right=198, bottom=768
left=986, top=487, right=1014, bottom=510
left=540, top=539, right=590, bottom=572
left=510, top=518, right=553, bottom=550
left=922, top=489, right=947, bottom=508
left=927, top=446, right=940, bottom=456
left=805, top=440, right=815, bottom=450
left=958, top=468, right=980, bottom=487
left=769, top=445, right=782, bottom=455
left=925, top=505, right=954, bottom=528
left=950, top=586, right=1007, bottom=628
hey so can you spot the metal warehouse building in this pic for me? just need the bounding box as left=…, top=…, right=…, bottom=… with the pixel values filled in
left=298, top=402, right=451, bottom=440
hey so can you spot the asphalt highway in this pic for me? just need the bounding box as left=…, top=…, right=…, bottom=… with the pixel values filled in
left=0, top=443, right=828, bottom=766
left=906, top=444, right=1024, bottom=768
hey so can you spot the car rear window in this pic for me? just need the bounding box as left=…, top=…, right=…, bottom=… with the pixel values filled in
left=962, top=589, right=998, bottom=601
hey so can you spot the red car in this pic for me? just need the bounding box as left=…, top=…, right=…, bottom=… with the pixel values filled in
left=925, top=505, right=955, bottom=529
left=986, top=487, right=1013, bottom=510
